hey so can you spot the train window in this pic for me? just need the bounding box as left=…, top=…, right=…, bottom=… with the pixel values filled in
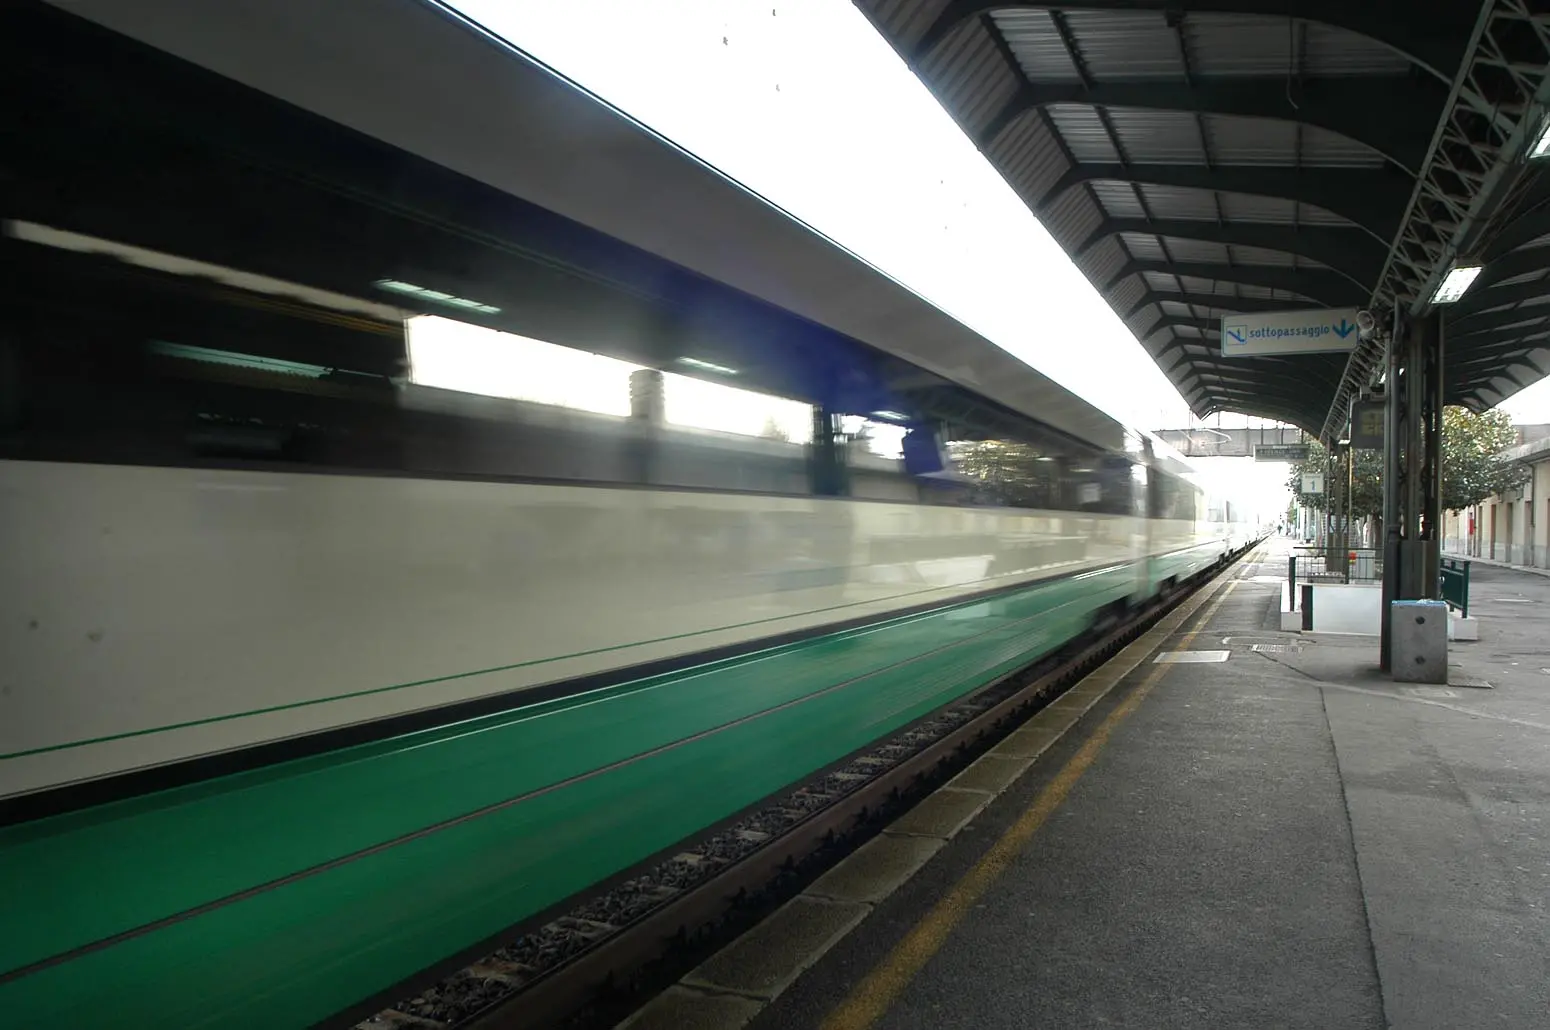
left=407, top=315, right=637, bottom=417
left=939, top=435, right=1140, bottom=516
left=408, top=315, right=814, bottom=443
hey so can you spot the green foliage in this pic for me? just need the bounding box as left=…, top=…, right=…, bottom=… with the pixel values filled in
left=1441, top=406, right=1526, bottom=511
left=1285, top=406, right=1529, bottom=518
left=1287, top=441, right=1384, bottom=519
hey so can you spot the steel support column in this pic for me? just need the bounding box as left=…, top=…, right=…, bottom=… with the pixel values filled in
left=1381, top=309, right=1445, bottom=670
left=1388, top=306, right=1413, bottom=666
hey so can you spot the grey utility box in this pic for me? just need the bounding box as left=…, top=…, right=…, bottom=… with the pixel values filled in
left=1391, top=599, right=1449, bottom=684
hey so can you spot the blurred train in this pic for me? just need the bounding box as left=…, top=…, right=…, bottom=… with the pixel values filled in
left=0, top=2, right=1261, bottom=1026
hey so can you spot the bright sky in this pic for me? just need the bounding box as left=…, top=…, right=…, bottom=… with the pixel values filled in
left=427, top=0, right=1550, bottom=490
left=446, top=0, right=1197, bottom=431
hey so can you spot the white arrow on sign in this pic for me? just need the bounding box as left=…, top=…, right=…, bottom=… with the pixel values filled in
left=1221, top=308, right=1361, bottom=357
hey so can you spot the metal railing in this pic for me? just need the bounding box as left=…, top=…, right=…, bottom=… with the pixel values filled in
left=1287, top=547, right=1383, bottom=611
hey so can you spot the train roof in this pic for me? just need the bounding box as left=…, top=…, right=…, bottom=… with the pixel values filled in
left=41, top=0, right=1134, bottom=454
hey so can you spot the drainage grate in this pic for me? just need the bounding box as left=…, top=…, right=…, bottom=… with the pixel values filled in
left=1249, top=644, right=1299, bottom=655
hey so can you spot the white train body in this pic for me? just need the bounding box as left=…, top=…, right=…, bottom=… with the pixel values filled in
left=1, top=457, right=1249, bottom=799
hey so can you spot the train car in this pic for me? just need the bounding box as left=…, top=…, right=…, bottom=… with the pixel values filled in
left=0, top=3, right=1261, bottom=1026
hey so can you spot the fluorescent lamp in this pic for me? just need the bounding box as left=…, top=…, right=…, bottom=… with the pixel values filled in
left=870, top=410, right=908, bottom=421
left=375, top=279, right=500, bottom=314
left=1431, top=265, right=1482, bottom=304
left=677, top=356, right=738, bottom=376
left=1530, top=115, right=1550, bottom=159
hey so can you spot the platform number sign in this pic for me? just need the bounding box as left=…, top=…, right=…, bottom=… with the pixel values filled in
left=1301, top=473, right=1325, bottom=495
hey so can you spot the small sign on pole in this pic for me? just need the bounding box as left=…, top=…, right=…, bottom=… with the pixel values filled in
left=1255, top=444, right=1311, bottom=462
left=1301, top=473, right=1325, bottom=495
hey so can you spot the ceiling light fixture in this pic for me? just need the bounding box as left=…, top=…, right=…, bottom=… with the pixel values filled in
left=1431, top=264, right=1482, bottom=305
left=1529, top=114, right=1550, bottom=159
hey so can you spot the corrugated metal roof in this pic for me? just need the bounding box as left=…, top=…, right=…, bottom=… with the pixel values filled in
left=1235, top=284, right=1313, bottom=303
left=1136, top=183, right=1220, bottom=219
left=1106, top=108, right=1209, bottom=163
left=987, top=112, right=1070, bottom=203
left=1089, top=180, right=1148, bottom=219
left=1046, top=104, right=1121, bottom=162
left=1299, top=126, right=1387, bottom=167
left=1060, top=10, right=1185, bottom=80
left=1176, top=276, right=1241, bottom=296
left=861, top=0, right=954, bottom=50
left=990, top=10, right=1081, bottom=82
left=1230, top=245, right=1315, bottom=267
left=917, top=15, right=1020, bottom=138
left=1160, top=237, right=1230, bottom=263
left=1187, top=15, right=1410, bottom=78
left=855, top=0, right=1530, bottom=431
left=1121, top=232, right=1169, bottom=260
left=1075, top=235, right=1131, bottom=285
left=1108, top=274, right=1148, bottom=312
left=1042, top=184, right=1105, bottom=244
left=1215, top=193, right=1294, bottom=223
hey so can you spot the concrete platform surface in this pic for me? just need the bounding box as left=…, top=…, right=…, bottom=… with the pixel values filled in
left=706, top=541, right=1550, bottom=1030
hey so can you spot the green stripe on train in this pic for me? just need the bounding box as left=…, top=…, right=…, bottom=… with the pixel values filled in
left=0, top=565, right=1137, bottom=1028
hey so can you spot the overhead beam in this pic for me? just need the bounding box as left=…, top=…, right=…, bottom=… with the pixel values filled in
left=909, top=1, right=1472, bottom=81
left=979, top=77, right=1441, bottom=173
left=1449, top=346, right=1542, bottom=372
left=1189, top=390, right=1324, bottom=429
left=1447, top=277, right=1550, bottom=322
left=1123, top=291, right=1318, bottom=320
left=1042, top=164, right=1406, bottom=242
left=1479, top=192, right=1550, bottom=262
left=1446, top=305, right=1550, bottom=341
left=1143, top=315, right=1221, bottom=336
left=1105, top=260, right=1366, bottom=306
left=1469, top=247, right=1550, bottom=297
left=1193, top=357, right=1347, bottom=394
left=1082, top=219, right=1385, bottom=288
left=1149, top=337, right=1348, bottom=392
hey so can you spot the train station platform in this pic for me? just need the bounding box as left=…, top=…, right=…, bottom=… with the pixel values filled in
left=626, top=538, right=1550, bottom=1030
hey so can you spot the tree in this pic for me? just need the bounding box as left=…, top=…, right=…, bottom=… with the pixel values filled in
left=1287, top=441, right=1383, bottom=519
left=1285, top=405, right=1528, bottom=518
left=1441, top=406, right=1526, bottom=511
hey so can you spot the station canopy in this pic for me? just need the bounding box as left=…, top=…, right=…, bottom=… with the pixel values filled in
left=858, top=0, right=1550, bottom=439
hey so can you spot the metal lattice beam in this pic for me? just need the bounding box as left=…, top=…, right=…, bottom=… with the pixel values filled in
left=1321, top=0, right=1550, bottom=443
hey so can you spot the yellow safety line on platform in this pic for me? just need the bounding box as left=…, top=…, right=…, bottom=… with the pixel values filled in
left=819, top=574, right=1245, bottom=1030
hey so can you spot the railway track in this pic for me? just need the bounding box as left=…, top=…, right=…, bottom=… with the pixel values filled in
left=354, top=550, right=1256, bottom=1030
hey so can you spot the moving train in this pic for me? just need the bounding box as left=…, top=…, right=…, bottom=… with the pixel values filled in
left=0, top=2, right=1260, bottom=1026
